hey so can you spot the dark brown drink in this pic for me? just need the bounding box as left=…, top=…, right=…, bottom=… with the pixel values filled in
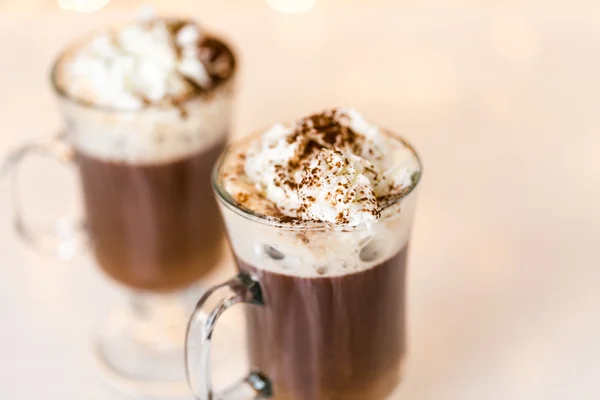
left=52, top=15, right=237, bottom=293
left=238, top=246, right=408, bottom=400
left=76, top=139, right=226, bottom=292
left=184, top=109, right=421, bottom=400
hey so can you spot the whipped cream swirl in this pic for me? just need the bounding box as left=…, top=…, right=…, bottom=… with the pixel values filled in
left=237, top=109, right=420, bottom=227
left=56, top=11, right=235, bottom=109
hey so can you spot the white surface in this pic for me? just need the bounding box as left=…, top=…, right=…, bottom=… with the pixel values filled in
left=1, top=1, right=600, bottom=399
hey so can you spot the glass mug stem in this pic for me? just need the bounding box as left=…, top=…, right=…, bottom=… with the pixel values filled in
left=185, top=272, right=272, bottom=400
left=2, top=133, right=88, bottom=259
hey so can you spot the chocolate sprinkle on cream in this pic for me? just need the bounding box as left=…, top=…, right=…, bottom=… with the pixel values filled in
left=223, top=108, right=421, bottom=227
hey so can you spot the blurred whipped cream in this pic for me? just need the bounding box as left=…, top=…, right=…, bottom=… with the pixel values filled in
left=55, top=10, right=235, bottom=109
left=224, top=109, right=421, bottom=227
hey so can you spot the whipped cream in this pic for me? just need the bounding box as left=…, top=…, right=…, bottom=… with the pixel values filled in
left=218, top=109, right=421, bottom=277
left=225, top=109, right=421, bottom=228
left=55, top=11, right=235, bottom=109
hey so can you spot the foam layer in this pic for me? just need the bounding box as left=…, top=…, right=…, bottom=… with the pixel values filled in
left=58, top=81, right=234, bottom=163
left=218, top=109, right=421, bottom=277
left=220, top=187, right=417, bottom=278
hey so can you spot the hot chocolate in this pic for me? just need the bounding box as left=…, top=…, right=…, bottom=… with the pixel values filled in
left=239, top=247, right=408, bottom=400
left=76, top=141, right=226, bottom=292
left=214, top=109, right=421, bottom=400
left=4, top=10, right=239, bottom=394
left=53, top=13, right=236, bottom=291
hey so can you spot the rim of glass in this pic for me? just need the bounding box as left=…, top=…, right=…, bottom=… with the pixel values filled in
left=212, top=128, right=423, bottom=231
left=49, top=25, right=238, bottom=113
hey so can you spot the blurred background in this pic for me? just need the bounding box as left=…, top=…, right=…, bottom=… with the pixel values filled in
left=0, top=0, right=599, bottom=399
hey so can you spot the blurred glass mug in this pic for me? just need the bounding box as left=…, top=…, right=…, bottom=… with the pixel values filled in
left=185, top=134, right=422, bottom=400
left=3, top=42, right=236, bottom=396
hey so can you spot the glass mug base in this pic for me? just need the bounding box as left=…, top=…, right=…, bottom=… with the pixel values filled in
left=90, top=285, right=235, bottom=398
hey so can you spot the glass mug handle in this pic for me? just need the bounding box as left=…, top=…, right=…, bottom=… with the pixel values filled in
left=185, top=272, right=272, bottom=400
left=1, top=133, right=88, bottom=259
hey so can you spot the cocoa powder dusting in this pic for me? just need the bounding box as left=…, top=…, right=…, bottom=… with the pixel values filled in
left=228, top=109, right=417, bottom=227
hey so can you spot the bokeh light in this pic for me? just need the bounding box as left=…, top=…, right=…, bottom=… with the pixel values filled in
left=268, top=0, right=316, bottom=14
left=58, top=0, right=110, bottom=13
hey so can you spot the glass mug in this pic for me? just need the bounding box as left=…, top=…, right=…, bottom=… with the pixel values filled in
left=3, top=44, right=236, bottom=397
left=185, top=133, right=422, bottom=400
